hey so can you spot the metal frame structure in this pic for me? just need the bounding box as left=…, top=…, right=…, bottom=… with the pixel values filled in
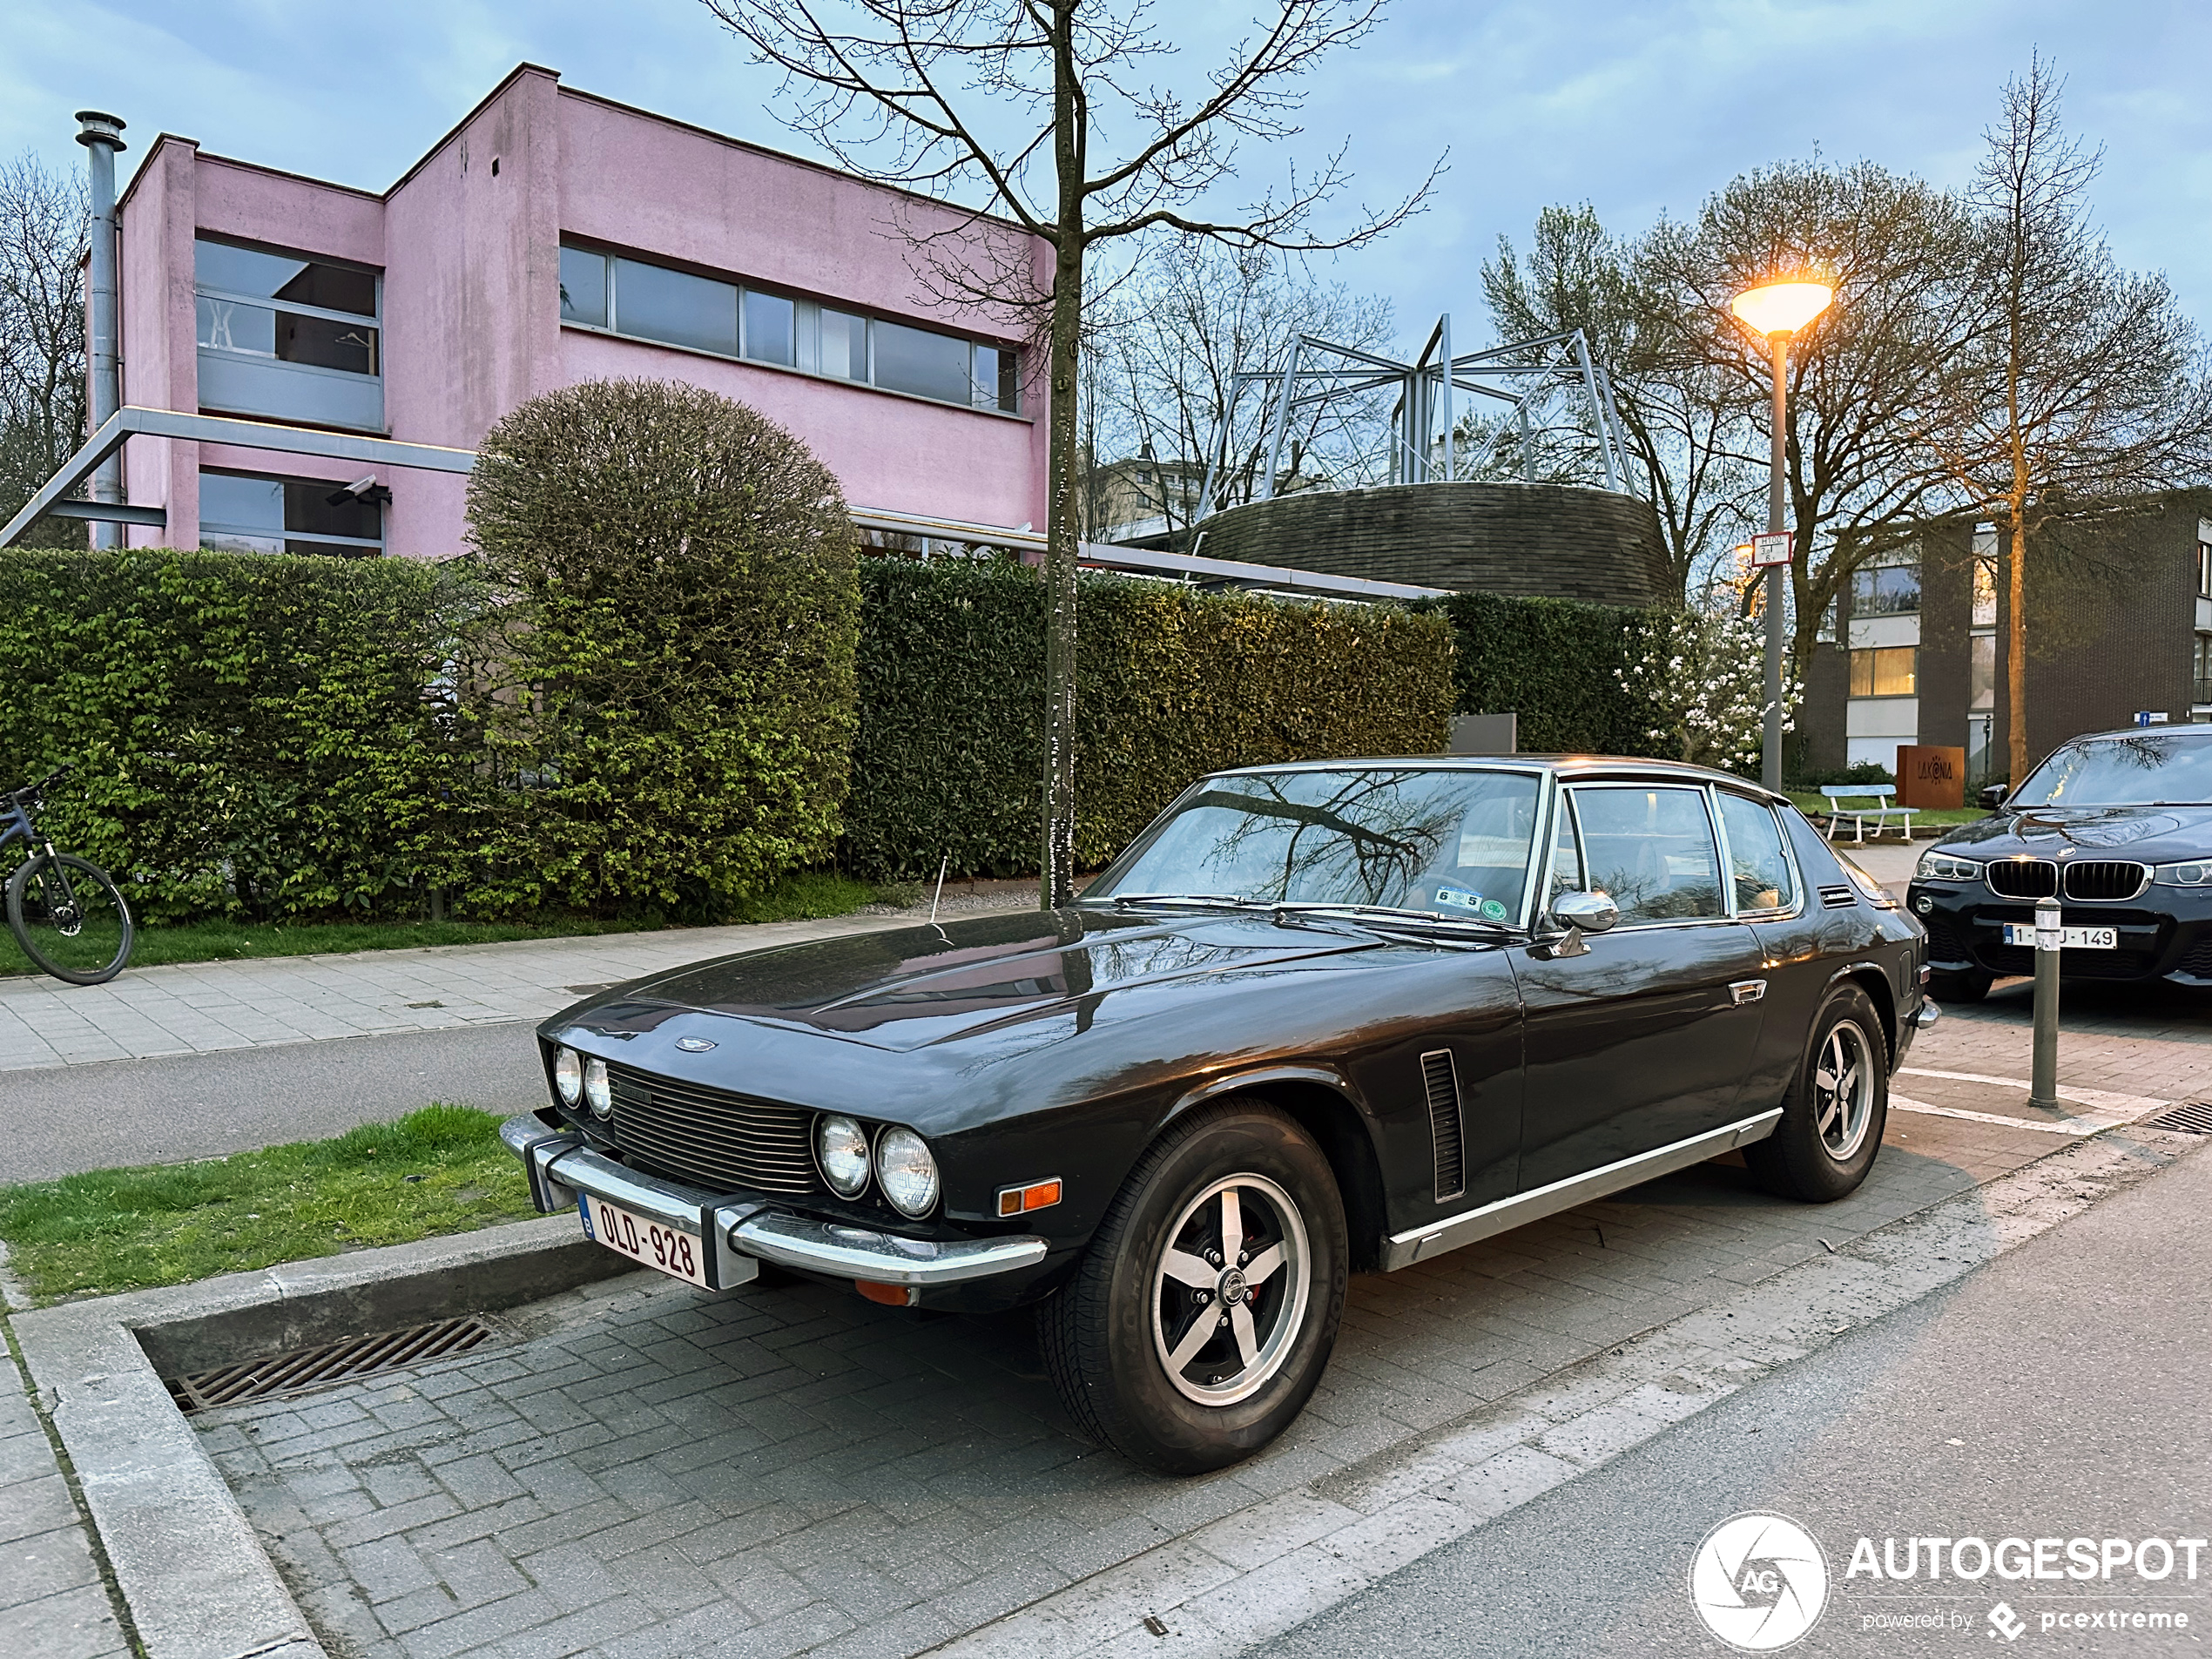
left=1191, top=320, right=1635, bottom=526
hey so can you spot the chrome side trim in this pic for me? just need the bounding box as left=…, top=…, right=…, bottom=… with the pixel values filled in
left=1914, top=999, right=1941, bottom=1029
left=729, top=1212, right=1050, bottom=1286
left=1382, top=1108, right=1784, bottom=1271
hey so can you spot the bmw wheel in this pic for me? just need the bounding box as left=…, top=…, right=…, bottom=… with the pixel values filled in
left=1743, top=984, right=1889, bottom=1203
left=1040, top=1100, right=1347, bottom=1474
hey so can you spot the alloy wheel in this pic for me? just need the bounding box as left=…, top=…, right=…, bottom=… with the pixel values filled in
left=1813, top=1018, right=1876, bottom=1161
left=1150, top=1172, right=1311, bottom=1406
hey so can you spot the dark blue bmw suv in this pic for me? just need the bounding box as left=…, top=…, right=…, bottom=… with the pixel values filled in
left=1906, top=727, right=2212, bottom=1000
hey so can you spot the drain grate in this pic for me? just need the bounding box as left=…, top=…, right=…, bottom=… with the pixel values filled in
left=165, top=1315, right=502, bottom=1413
left=2142, top=1101, right=2212, bottom=1136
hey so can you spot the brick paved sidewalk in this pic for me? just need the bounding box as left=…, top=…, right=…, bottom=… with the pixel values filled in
left=0, top=892, right=1034, bottom=1075
left=189, top=1003, right=2208, bottom=1659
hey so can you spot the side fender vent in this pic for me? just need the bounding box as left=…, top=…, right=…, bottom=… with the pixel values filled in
left=1818, top=883, right=1857, bottom=909
left=1421, top=1049, right=1467, bottom=1203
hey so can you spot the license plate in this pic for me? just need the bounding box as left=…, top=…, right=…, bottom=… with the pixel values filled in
left=2001, top=923, right=2118, bottom=950
left=579, top=1194, right=710, bottom=1287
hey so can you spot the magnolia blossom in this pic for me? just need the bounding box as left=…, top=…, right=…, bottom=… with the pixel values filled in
left=1615, top=609, right=1803, bottom=772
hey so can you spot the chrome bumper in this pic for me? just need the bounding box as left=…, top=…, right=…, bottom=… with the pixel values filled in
left=1914, top=998, right=1940, bottom=1029
left=499, top=1114, right=1049, bottom=1291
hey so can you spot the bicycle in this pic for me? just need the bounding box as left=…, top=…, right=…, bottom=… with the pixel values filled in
left=3, top=768, right=134, bottom=986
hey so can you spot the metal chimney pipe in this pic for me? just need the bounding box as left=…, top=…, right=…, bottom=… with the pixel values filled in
left=75, top=110, right=126, bottom=549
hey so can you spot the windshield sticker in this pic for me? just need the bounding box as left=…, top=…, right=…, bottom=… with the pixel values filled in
left=1480, top=898, right=1510, bottom=921
left=1434, top=885, right=1484, bottom=913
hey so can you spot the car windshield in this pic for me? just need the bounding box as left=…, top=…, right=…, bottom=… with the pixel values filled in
left=2010, top=734, right=2212, bottom=807
left=1091, top=767, right=1541, bottom=921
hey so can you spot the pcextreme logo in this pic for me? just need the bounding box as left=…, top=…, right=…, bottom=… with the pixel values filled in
left=1689, top=1513, right=1831, bottom=1651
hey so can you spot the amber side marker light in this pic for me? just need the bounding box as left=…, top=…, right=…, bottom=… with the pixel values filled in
left=996, top=1178, right=1062, bottom=1217
left=855, top=1280, right=918, bottom=1307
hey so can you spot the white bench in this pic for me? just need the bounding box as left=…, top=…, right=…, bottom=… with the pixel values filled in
left=1820, top=784, right=1916, bottom=843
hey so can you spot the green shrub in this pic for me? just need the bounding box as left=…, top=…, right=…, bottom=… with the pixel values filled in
left=460, top=379, right=861, bottom=918
left=1413, top=589, right=1664, bottom=756
left=840, top=559, right=1455, bottom=880
left=0, top=548, right=470, bottom=921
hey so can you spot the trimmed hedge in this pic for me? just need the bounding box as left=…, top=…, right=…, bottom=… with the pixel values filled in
left=0, top=549, right=469, bottom=922
left=840, top=559, right=1458, bottom=880
left=1414, top=590, right=1662, bottom=756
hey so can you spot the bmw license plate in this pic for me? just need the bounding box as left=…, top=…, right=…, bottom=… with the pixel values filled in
left=579, top=1194, right=710, bottom=1287
left=2000, top=923, right=2117, bottom=950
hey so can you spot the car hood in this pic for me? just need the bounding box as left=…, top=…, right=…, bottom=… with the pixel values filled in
left=574, top=906, right=1388, bottom=1052
left=1936, top=804, right=2212, bottom=863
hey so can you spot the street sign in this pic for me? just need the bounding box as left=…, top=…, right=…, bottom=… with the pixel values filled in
left=1750, top=531, right=1792, bottom=568
left=2134, top=711, right=2170, bottom=727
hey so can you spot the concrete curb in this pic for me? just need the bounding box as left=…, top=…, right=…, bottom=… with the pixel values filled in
left=12, top=1217, right=633, bottom=1659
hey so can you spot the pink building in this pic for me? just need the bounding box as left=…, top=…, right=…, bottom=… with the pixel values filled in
left=109, top=64, right=1049, bottom=557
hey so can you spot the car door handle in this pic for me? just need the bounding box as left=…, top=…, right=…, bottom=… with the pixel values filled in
left=1729, top=979, right=1767, bottom=1006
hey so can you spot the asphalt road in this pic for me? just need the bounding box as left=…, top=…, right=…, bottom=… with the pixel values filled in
left=0, top=1022, right=547, bottom=1184
left=1269, top=1135, right=2212, bottom=1658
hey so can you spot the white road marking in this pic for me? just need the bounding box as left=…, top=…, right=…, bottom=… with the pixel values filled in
left=1898, top=1066, right=2168, bottom=1117
left=1890, top=1095, right=2118, bottom=1137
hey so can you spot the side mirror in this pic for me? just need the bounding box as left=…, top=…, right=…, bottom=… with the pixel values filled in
left=1549, top=889, right=1620, bottom=934
left=1979, top=782, right=2010, bottom=811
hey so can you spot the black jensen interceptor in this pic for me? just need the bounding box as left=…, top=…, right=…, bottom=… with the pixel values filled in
left=1909, top=726, right=2212, bottom=1000
left=503, top=757, right=1930, bottom=1472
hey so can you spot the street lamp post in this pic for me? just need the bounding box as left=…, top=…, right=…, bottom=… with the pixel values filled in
left=1729, top=280, right=1833, bottom=791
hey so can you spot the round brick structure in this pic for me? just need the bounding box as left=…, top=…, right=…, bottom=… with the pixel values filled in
left=1193, top=482, right=1673, bottom=608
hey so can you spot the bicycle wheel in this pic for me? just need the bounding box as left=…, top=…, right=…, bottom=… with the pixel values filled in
left=7, top=853, right=134, bottom=986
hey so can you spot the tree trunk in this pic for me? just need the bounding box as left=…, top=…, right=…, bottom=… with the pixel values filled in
left=2004, top=297, right=2030, bottom=786
left=1039, top=5, right=1083, bottom=910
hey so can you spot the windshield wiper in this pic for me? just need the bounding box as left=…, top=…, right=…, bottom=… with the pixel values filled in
left=1103, top=894, right=1275, bottom=913
left=1270, top=901, right=1524, bottom=937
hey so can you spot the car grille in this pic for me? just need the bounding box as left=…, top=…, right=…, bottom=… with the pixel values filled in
left=1980, top=944, right=2159, bottom=980
left=1817, top=883, right=1856, bottom=909
left=1421, top=1049, right=1466, bottom=1204
left=2061, top=860, right=2148, bottom=900
left=1922, top=918, right=1968, bottom=964
left=605, top=1061, right=822, bottom=1196
left=1984, top=859, right=2058, bottom=900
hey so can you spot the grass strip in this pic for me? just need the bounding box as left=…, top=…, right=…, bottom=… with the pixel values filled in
left=0, top=1105, right=542, bottom=1306
left=0, top=869, right=889, bottom=977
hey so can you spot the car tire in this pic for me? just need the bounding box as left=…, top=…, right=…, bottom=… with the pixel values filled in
left=1039, top=1099, right=1347, bottom=1474
left=1928, top=967, right=1993, bottom=1003
left=1743, top=984, right=1889, bottom=1204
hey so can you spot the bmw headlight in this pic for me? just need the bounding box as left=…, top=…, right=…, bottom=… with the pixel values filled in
left=1916, top=850, right=1982, bottom=883
left=876, top=1127, right=940, bottom=1217
left=554, top=1045, right=583, bottom=1106
left=583, top=1055, right=611, bottom=1118
left=816, top=1114, right=872, bottom=1197
left=2154, top=860, right=2212, bottom=887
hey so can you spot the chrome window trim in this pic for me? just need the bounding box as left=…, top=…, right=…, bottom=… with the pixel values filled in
left=1710, top=786, right=1809, bottom=922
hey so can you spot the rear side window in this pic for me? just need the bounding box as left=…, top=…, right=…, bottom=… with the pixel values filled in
left=1716, top=792, right=1797, bottom=914
left=1568, top=786, right=1725, bottom=923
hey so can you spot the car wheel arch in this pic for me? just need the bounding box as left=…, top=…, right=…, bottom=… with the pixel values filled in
left=1824, top=961, right=1898, bottom=1069
left=1155, top=1069, right=1390, bottom=1274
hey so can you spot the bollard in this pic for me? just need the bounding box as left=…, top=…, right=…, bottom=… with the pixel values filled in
left=2031, top=898, right=2060, bottom=1110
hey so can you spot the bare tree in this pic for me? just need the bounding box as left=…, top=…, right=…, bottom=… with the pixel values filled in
left=1482, top=204, right=1754, bottom=598
left=701, top=0, right=1434, bottom=906
left=0, top=152, right=88, bottom=548
left=1096, top=237, right=1394, bottom=541
left=1936, top=55, right=2212, bottom=780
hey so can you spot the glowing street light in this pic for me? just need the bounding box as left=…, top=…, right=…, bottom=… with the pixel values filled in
left=1731, top=278, right=1834, bottom=790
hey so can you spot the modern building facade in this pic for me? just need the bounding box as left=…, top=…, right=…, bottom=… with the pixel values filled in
left=105, top=64, right=1049, bottom=558
left=1801, top=489, right=2212, bottom=782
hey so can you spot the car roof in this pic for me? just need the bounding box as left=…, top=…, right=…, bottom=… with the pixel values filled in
left=1204, top=754, right=1789, bottom=803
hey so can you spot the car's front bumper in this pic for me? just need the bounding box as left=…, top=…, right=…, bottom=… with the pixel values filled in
left=500, top=1115, right=1049, bottom=1294
left=1908, top=883, right=2212, bottom=984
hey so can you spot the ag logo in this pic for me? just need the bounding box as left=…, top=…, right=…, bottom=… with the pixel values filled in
left=1688, top=1513, right=1829, bottom=1650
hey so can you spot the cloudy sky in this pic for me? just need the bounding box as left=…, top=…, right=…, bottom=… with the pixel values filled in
left=4, top=0, right=2209, bottom=341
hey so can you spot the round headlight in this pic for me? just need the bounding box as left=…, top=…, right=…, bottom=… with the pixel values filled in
left=816, top=1114, right=871, bottom=1197
left=554, top=1046, right=583, bottom=1106
left=876, top=1127, right=939, bottom=1217
left=583, top=1055, right=611, bottom=1118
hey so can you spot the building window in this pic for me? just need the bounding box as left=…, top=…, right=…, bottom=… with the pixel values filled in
left=1816, top=597, right=1838, bottom=644
left=194, top=237, right=383, bottom=429
left=1849, top=555, right=1920, bottom=616
left=1971, top=633, right=1996, bottom=710
left=2199, top=541, right=2211, bottom=598
left=1849, top=645, right=1918, bottom=698
left=557, top=242, right=1019, bottom=414
left=1973, top=554, right=1998, bottom=626
left=2195, top=634, right=2212, bottom=705
left=199, top=469, right=383, bottom=558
